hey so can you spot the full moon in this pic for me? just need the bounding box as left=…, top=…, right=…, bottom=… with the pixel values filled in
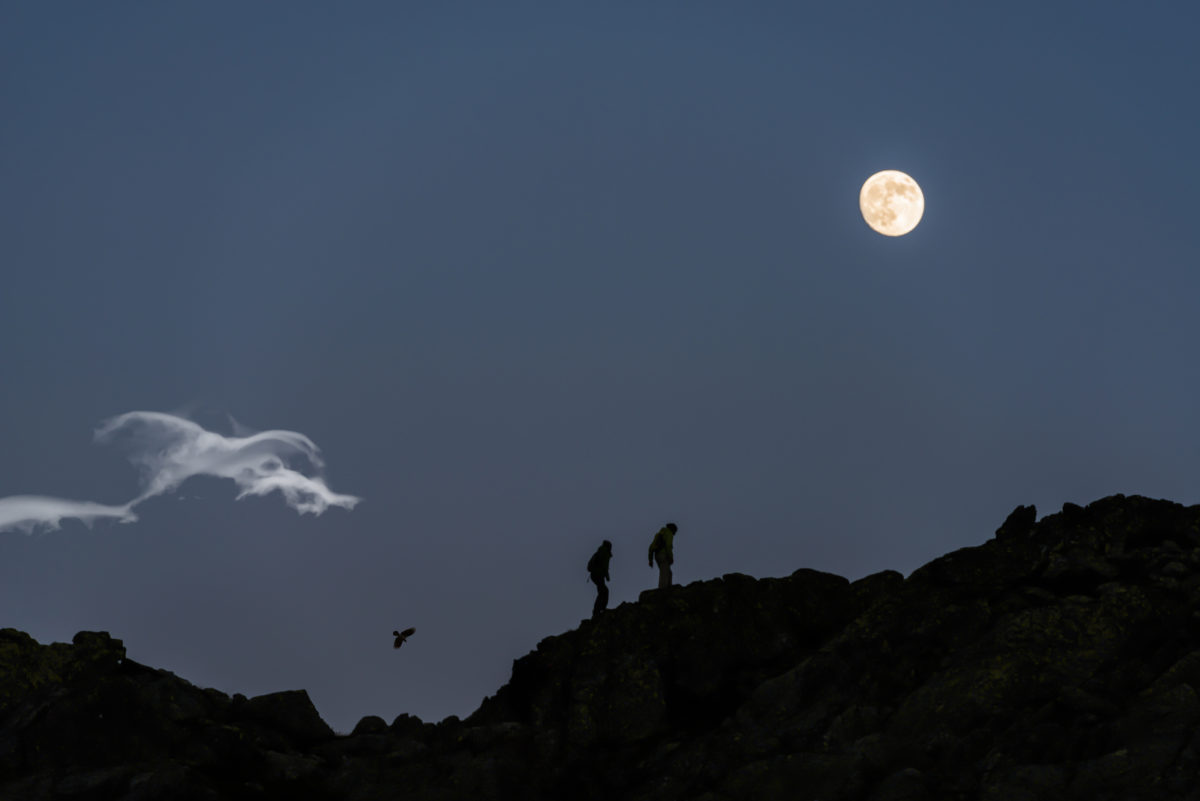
left=859, top=170, right=924, bottom=236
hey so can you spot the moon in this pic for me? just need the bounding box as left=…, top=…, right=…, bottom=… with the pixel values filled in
left=859, top=170, right=924, bottom=236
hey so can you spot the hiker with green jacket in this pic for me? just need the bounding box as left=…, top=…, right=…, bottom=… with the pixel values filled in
left=587, top=540, right=613, bottom=618
left=648, top=523, right=678, bottom=589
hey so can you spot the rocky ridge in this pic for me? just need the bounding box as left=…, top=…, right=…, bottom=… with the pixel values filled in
left=5, top=494, right=1200, bottom=799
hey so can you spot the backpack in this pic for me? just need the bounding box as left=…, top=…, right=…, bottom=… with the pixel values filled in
left=587, top=545, right=610, bottom=576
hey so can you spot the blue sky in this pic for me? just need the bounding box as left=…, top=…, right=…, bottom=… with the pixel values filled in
left=2, top=1, right=1199, bottom=732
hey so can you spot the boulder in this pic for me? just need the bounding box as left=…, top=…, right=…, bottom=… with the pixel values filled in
left=996, top=504, right=1037, bottom=540
left=242, top=689, right=335, bottom=749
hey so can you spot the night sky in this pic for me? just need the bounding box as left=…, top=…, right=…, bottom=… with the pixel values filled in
left=3, top=3, right=1199, bottom=732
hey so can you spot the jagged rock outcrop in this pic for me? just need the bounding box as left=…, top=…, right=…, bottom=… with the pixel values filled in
left=5, top=494, right=1200, bottom=799
left=0, top=628, right=333, bottom=799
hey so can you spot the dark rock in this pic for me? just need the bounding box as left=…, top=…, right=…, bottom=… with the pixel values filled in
left=242, top=689, right=334, bottom=748
left=1159, top=560, right=1189, bottom=577
left=388, top=712, right=430, bottom=738
left=263, top=749, right=323, bottom=781
left=53, top=766, right=134, bottom=797
left=122, top=764, right=221, bottom=801
left=996, top=504, right=1037, bottom=540
left=350, top=715, right=388, bottom=736
left=387, top=737, right=428, bottom=761
left=851, top=569, right=904, bottom=602
left=869, top=767, right=928, bottom=801
left=980, top=764, right=1068, bottom=801
left=1040, top=547, right=1120, bottom=588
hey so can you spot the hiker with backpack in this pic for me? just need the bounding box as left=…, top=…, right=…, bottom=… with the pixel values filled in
left=587, top=540, right=613, bottom=618
left=648, top=523, right=678, bottom=589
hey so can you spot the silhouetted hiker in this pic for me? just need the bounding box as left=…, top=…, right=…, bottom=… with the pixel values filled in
left=648, top=523, right=678, bottom=589
left=393, top=628, right=415, bottom=649
left=587, top=540, right=613, bottom=618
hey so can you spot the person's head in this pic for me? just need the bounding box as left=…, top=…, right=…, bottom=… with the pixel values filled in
left=602, top=539, right=612, bottom=550
left=666, top=523, right=677, bottom=533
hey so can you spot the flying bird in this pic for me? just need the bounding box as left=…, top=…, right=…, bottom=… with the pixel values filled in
left=393, top=627, right=416, bottom=649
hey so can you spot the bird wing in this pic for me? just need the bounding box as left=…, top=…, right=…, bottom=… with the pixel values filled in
left=400, top=627, right=416, bottom=638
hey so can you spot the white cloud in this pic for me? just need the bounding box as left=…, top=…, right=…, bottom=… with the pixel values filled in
left=0, top=411, right=360, bottom=534
left=0, top=496, right=136, bottom=534
left=95, top=411, right=362, bottom=514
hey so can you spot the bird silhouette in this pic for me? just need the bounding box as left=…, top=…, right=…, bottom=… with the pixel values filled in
left=393, top=627, right=416, bottom=649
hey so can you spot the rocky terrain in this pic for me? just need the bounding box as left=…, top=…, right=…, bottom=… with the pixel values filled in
left=6, top=494, right=1200, bottom=799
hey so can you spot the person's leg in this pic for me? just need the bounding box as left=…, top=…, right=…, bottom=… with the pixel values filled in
left=591, top=576, right=605, bottom=617
left=593, top=580, right=608, bottom=617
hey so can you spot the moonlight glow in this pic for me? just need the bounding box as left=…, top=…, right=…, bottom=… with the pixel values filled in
left=859, top=170, right=924, bottom=236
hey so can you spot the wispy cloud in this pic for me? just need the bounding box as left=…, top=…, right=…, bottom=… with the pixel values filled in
left=0, top=411, right=360, bottom=534
left=0, top=496, right=137, bottom=534
left=96, top=411, right=361, bottom=515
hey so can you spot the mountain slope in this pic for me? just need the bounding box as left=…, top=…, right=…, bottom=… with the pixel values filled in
left=5, top=494, right=1200, bottom=799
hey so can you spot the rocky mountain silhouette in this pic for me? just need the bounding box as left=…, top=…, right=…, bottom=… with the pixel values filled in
left=5, top=494, right=1200, bottom=799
